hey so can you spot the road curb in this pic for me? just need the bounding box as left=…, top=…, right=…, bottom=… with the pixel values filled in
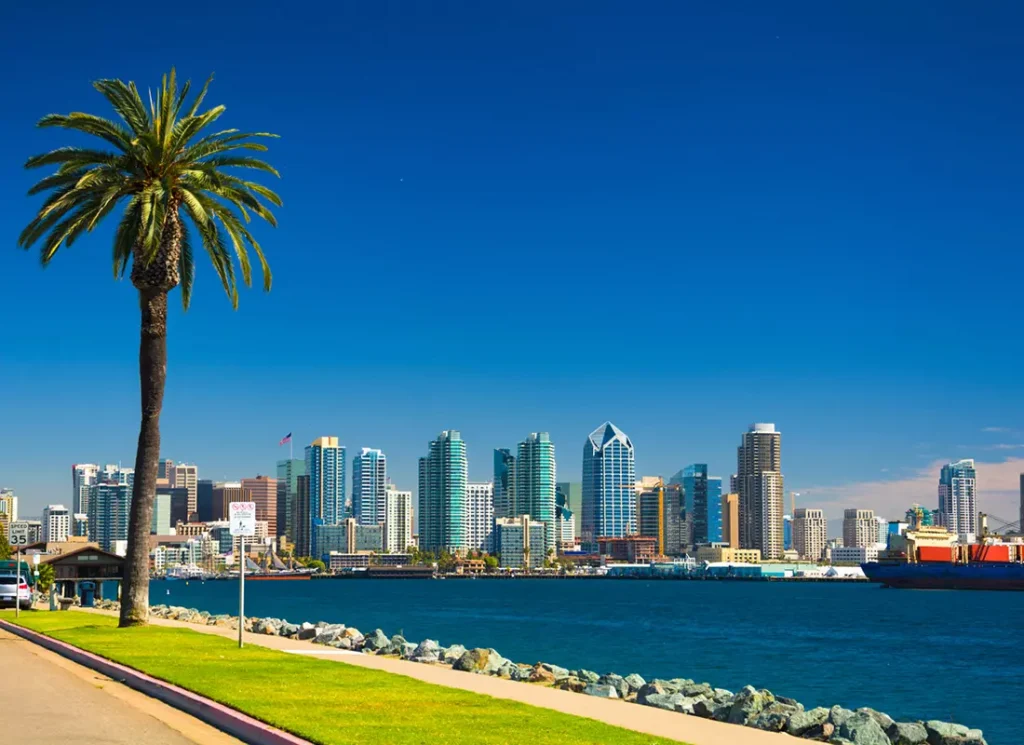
left=0, top=619, right=312, bottom=745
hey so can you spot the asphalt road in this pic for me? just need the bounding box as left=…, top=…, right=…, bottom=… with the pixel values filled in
left=0, top=627, right=242, bottom=745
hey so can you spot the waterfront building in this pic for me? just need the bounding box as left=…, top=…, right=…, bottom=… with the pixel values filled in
left=72, top=464, right=98, bottom=515
left=0, top=489, right=17, bottom=538
left=783, top=515, right=793, bottom=551
left=275, top=459, right=305, bottom=542
left=736, top=423, right=784, bottom=559
left=556, top=482, right=582, bottom=537
left=581, top=422, right=636, bottom=552
left=306, top=436, right=347, bottom=559
left=42, top=505, right=70, bottom=543
left=516, top=433, right=557, bottom=555
left=875, top=515, right=888, bottom=545
left=418, top=430, right=468, bottom=554
left=792, top=507, right=827, bottom=561
left=196, top=479, right=214, bottom=522
left=352, top=448, right=387, bottom=527
left=172, top=463, right=199, bottom=517
left=383, top=484, right=413, bottom=553
left=151, top=492, right=171, bottom=535
left=294, top=475, right=311, bottom=557
left=695, top=543, right=761, bottom=564
left=242, top=476, right=278, bottom=538
left=493, top=449, right=516, bottom=520
left=679, top=464, right=722, bottom=548
left=938, top=459, right=977, bottom=538
left=88, top=482, right=130, bottom=551
left=830, top=545, right=880, bottom=565
left=843, top=509, right=877, bottom=549
left=637, top=486, right=661, bottom=542
left=467, top=482, right=495, bottom=553
left=314, top=518, right=383, bottom=560
left=495, top=515, right=545, bottom=570
left=598, top=535, right=657, bottom=563
left=721, top=493, right=739, bottom=547
left=211, top=482, right=244, bottom=521
left=888, top=521, right=909, bottom=537
left=73, top=513, right=88, bottom=538
left=555, top=483, right=577, bottom=550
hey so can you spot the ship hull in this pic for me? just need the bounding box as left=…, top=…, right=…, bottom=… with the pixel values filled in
left=862, top=561, right=1024, bottom=591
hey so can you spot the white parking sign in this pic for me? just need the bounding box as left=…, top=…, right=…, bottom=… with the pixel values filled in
left=10, top=521, right=30, bottom=547
left=229, top=502, right=257, bottom=537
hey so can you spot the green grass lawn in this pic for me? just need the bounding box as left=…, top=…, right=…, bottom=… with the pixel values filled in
left=2, top=610, right=686, bottom=745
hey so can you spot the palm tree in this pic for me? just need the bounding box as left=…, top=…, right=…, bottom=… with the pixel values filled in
left=20, top=70, right=280, bottom=627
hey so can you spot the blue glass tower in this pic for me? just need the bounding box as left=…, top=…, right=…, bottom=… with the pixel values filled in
left=581, top=422, right=635, bottom=552
left=306, top=436, right=346, bottom=559
left=681, top=464, right=722, bottom=547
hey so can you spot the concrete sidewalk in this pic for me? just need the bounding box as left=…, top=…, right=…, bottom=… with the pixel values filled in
left=0, top=627, right=243, bottom=745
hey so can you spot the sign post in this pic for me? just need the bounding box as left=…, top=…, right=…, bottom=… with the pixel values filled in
left=10, top=522, right=29, bottom=618
left=229, top=502, right=256, bottom=649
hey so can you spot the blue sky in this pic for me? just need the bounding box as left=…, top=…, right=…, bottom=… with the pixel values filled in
left=2, top=2, right=1022, bottom=521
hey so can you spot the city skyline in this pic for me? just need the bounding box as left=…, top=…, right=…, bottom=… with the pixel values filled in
left=2, top=4, right=1023, bottom=529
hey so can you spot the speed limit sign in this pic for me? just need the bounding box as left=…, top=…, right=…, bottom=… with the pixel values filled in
left=10, top=522, right=30, bottom=547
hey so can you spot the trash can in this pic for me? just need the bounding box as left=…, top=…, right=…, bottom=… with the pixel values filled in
left=80, top=581, right=96, bottom=608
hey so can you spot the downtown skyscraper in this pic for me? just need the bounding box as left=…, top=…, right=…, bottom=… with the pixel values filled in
left=938, top=458, right=977, bottom=537
left=352, top=448, right=388, bottom=527
left=678, top=464, right=723, bottom=548
left=305, top=436, right=346, bottom=559
left=418, top=430, right=468, bottom=554
left=737, top=423, right=784, bottom=560
left=516, top=432, right=557, bottom=554
left=72, top=464, right=98, bottom=515
left=492, top=448, right=517, bottom=520
left=581, top=422, right=635, bottom=552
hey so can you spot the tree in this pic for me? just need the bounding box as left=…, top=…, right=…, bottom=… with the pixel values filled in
left=306, top=559, right=326, bottom=573
left=36, top=563, right=55, bottom=594
left=0, top=525, right=10, bottom=561
left=20, top=71, right=280, bottom=627
left=483, top=555, right=499, bottom=573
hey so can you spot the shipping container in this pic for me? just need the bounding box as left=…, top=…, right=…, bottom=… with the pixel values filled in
left=969, top=544, right=1011, bottom=563
left=918, top=546, right=955, bottom=563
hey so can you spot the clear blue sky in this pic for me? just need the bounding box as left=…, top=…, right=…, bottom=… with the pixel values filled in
left=2, top=1, right=1022, bottom=521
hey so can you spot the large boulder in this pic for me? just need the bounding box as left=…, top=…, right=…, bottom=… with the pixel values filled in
left=682, top=682, right=714, bottom=698
left=727, top=685, right=776, bottom=725
left=381, top=634, right=408, bottom=656
left=786, top=707, right=830, bottom=737
left=751, top=702, right=801, bottom=732
left=313, top=624, right=345, bottom=645
left=636, top=682, right=666, bottom=705
left=597, top=674, right=629, bottom=699
left=329, top=638, right=353, bottom=650
left=573, top=669, right=601, bottom=685
left=279, top=623, right=300, bottom=638
left=529, top=666, right=557, bottom=685
left=583, top=683, right=619, bottom=699
left=838, top=711, right=891, bottom=745
left=887, top=722, right=929, bottom=745
left=924, top=721, right=986, bottom=745
left=407, top=639, right=440, bottom=662
left=556, top=676, right=588, bottom=693
left=441, top=644, right=467, bottom=664
left=830, top=706, right=856, bottom=729
left=858, top=708, right=895, bottom=733
left=361, top=629, right=389, bottom=652
left=297, top=623, right=319, bottom=641
left=641, top=693, right=684, bottom=712
left=341, top=627, right=364, bottom=643
left=453, top=648, right=507, bottom=675
left=623, top=673, right=646, bottom=693
left=538, top=663, right=570, bottom=681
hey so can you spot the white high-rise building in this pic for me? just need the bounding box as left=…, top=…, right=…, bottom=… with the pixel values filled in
left=383, top=484, right=413, bottom=554
left=939, top=459, right=977, bottom=538
left=467, top=482, right=495, bottom=553
left=0, top=489, right=18, bottom=538
left=72, top=464, right=99, bottom=515
left=792, top=507, right=827, bottom=561
left=843, top=508, right=877, bottom=549
left=352, top=448, right=388, bottom=527
left=43, top=504, right=71, bottom=543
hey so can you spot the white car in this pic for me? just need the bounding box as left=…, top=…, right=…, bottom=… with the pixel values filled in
left=0, top=575, right=32, bottom=610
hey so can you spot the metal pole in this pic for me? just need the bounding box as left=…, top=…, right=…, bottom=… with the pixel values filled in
left=238, top=534, right=244, bottom=648
left=15, top=547, right=21, bottom=618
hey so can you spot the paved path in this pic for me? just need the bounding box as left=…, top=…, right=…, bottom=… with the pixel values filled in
left=0, top=627, right=243, bottom=745
left=81, top=608, right=798, bottom=745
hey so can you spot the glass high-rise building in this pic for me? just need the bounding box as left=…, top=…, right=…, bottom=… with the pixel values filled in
left=418, top=430, right=468, bottom=554
left=737, top=423, right=784, bottom=559
left=493, top=448, right=517, bottom=520
left=516, top=432, right=557, bottom=555
left=276, top=459, right=306, bottom=542
left=72, top=464, right=98, bottom=515
left=581, top=422, right=635, bottom=552
left=938, top=459, right=977, bottom=537
left=88, top=482, right=131, bottom=551
left=305, top=437, right=346, bottom=559
left=352, top=448, right=387, bottom=527
left=680, top=464, right=722, bottom=548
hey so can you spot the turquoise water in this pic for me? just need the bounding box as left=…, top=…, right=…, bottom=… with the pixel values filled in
left=153, top=579, right=1015, bottom=743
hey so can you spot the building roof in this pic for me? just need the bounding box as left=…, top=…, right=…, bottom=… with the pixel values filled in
left=39, top=545, right=125, bottom=565
left=587, top=422, right=632, bottom=452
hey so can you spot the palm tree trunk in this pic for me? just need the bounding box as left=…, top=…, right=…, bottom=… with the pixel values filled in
left=119, top=289, right=168, bottom=627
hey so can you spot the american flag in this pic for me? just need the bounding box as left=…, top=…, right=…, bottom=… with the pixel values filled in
left=278, top=432, right=292, bottom=446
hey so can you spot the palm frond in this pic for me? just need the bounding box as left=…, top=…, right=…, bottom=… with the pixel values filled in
left=178, top=219, right=195, bottom=309
left=37, top=113, right=134, bottom=152
left=112, top=198, right=142, bottom=278
left=93, top=79, right=150, bottom=135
